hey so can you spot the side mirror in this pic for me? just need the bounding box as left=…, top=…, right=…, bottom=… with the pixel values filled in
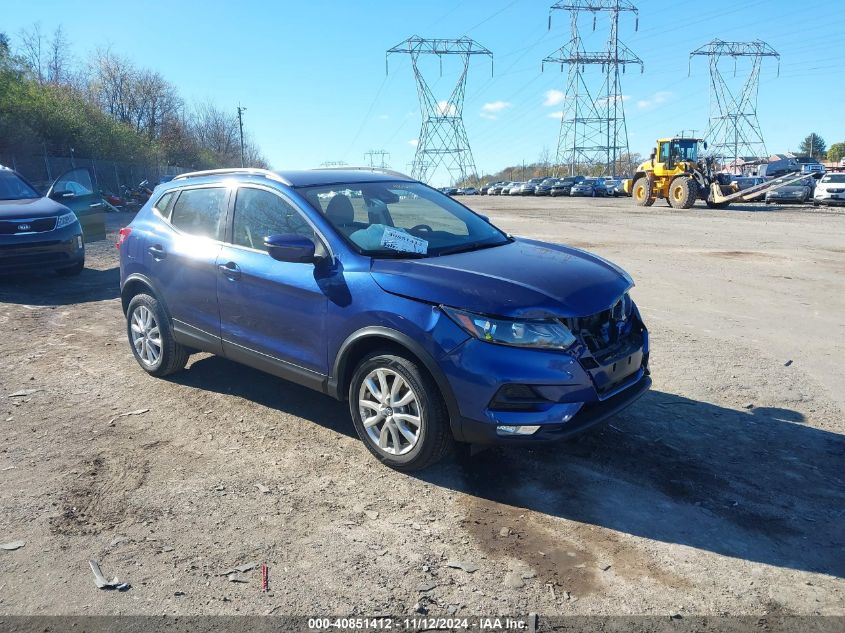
left=51, top=189, right=75, bottom=200
left=477, top=214, right=490, bottom=223
left=703, top=141, right=708, bottom=150
left=264, top=234, right=318, bottom=264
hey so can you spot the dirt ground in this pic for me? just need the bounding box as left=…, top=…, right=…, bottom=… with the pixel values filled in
left=1, top=196, right=843, bottom=619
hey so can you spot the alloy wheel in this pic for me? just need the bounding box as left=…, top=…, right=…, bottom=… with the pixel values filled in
left=130, top=305, right=162, bottom=367
left=358, top=368, right=422, bottom=456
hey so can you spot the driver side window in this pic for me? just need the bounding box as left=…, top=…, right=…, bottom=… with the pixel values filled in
left=232, top=187, right=316, bottom=252
left=54, top=168, right=94, bottom=196
left=659, top=143, right=670, bottom=163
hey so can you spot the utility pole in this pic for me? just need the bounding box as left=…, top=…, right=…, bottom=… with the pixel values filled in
left=364, top=149, right=391, bottom=169
left=237, top=105, right=247, bottom=168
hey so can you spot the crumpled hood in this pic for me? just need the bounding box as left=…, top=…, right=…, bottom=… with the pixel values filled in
left=0, top=196, right=68, bottom=220
left=370, top=237, right=633, bottom=318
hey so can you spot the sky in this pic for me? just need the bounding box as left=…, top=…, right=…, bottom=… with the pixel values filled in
left=4, top=1, right=843, bottom=185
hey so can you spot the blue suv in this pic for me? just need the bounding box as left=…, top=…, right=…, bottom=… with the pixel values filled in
left=118, top=168, right=650, bottom=470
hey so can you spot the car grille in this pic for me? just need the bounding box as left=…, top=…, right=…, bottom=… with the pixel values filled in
left=828, top=188, right=844, bottom=194
left=0, top=217, right=57, bottom=235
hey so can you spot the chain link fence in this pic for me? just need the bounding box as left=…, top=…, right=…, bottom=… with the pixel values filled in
left=0, top=152, right=189, bottom=196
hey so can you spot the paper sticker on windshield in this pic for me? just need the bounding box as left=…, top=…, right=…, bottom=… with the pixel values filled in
left=380, top=226, right=428, bottom=254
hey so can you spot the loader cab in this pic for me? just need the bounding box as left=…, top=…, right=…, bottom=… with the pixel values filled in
left=656, top=138, right=702, bottom=172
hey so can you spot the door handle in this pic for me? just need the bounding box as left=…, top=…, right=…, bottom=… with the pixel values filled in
left=148, top=245, right=166, bottom=260
left=218, top=261, right=241, bottom=280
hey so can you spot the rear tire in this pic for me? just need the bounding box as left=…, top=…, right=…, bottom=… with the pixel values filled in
left=632, top=176, right=655, bottom=207
left=126, top=293, right=190, bottom=377
left=349, top=352, right=453, bottom=471
left=668, top=176, right=698, bottom=209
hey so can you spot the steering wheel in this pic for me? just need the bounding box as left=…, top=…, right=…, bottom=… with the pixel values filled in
left=410, top=224, right=434, bottom=232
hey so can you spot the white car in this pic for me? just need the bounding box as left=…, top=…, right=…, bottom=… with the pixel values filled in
left=813, top=173, right=845, bottom=207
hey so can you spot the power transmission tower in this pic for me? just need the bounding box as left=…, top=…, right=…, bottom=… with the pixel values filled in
left=364, top=149, right=391, bottom=169
left=387, top=36, right=492, bottom=185
left=689, top=39, right=780, bottom=170
left=543, top=1, right=642, bottom=177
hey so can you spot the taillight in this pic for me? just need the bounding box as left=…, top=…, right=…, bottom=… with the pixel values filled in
left=116, top=227, right=132, bottom=249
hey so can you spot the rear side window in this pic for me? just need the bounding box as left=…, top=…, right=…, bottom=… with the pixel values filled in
left=232, top=187, right=315, bottom=251
left=153, top=192, right=176, bottom=218
left=169, top=187, right=227, bottom=240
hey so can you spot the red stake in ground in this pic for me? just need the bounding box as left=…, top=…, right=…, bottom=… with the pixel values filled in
left=261, top=563, right=268, bottom=592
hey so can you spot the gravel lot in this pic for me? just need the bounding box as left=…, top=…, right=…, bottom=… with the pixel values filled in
left=1, top=196, right=843, bottom=618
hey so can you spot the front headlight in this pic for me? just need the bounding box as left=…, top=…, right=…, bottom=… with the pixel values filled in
left=442, top=306, right=577, bottom=350
left=55, top=212, right=78, bottom=229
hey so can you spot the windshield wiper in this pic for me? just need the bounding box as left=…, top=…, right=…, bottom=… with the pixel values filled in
left=435, top=238, right=510, bottom=257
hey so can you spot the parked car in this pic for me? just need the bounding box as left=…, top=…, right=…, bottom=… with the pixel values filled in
left=480, top=182, right=500, bottom=195
left=442, top=187, right=459, bottom=196
left=604, top=179, right=625, bottom=197
left=0, top=165, right=85, bottom=276
left=521, top=177, right=546, bottom=195
left=570, top=178, right=607, bottom=197
left=509, top=182, right=526, bottom=196
left=550, top=176, right=585, bottom=197
left=535, top=178, right=560, bottom=196
left=765, top=177, right=813, bottom=204
left=812, top=173, right=845, bottom=206
left=461, top=187, right=478, bottom=196
left=118, top=168, right=650, bottom=470
left=731, top=176, right=766, bottom=191
left=488, top=182, right=506, bottom=195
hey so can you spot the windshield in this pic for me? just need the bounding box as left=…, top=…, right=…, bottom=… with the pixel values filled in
left=0, top=171, right=41, bottom=200
left=670, top=140, right=699, bottom=162
left=821, top=174, right=845, bottom=183
left=300, top=181, right=510, bottom=258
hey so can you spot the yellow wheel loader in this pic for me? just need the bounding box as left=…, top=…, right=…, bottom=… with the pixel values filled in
left=623, top=137, right=735, bottom=209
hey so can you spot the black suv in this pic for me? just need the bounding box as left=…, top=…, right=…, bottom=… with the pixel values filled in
left=0, top=167, right=85, bottom=276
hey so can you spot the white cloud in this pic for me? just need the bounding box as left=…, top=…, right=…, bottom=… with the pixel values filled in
left=436, top=100, right=457, bottom=116
left=636, top=91, right=672, bottom=110
left=480, top=100, right=512, bottom=119
left=595, top=95, right=631, bottom=105
left=547, top=110, right=565, bottom=120
left=408, top=139, right=419, bottom=147
left=543, top=89, right=566, bottom=107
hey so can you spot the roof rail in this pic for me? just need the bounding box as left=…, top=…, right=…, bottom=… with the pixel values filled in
left=172, top=168, right=291, bottom=185
left=312, top=165, right=413, bottom=180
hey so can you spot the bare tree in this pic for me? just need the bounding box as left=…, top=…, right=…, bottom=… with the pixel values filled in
left=537, top=146, right=553, bottom=176
left=134, top=69, right=182, bottom=139
left=46, top=25, right=71, bottom=84
left=191, top=101, right=239, bottom=161
left=18, top=22, right=45, bottom=82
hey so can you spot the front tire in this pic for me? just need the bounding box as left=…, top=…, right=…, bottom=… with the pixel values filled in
left=668, top=176, right=698, bottom=209
left=632, top=176, right=655, bottom=207
left=126, top=293, right=190, bottom=377
left=349, top=352, right=453, bottom=471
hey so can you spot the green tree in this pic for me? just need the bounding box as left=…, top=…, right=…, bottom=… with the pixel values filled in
left=799, top=133, right=826, bottom=159
left=827, top=142, right=845, bottom=164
